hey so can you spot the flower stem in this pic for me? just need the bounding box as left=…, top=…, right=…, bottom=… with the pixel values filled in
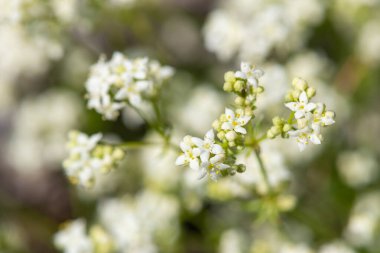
left=253, top=148, right=272, bottom=194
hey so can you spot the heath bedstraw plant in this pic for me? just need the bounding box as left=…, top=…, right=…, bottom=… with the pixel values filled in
left=62, top=55, right=335, bottom=191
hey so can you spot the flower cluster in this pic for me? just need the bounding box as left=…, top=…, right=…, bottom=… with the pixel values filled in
left=203, top=0, right=325, bottom=62
left=62, top=131, right=125, bottom=188
left=268, top=77, right=335, bottom=151
left=85, top=52, right=174, bottom=120
left=176, top=63, right=264, bottom=180
left=54, top=219, right=93, bottom=253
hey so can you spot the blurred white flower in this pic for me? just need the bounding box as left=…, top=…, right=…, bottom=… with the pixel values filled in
left=357, top=19, right=380, bottom=66
left=203, top=0, right=325, bottom=62
left=236, top=141, right=290, bottom=194
left=54, top=219, right=93, bottom=253
left=345, top=191, right=380, bottom=248
left=319, top=241, right=355, bottom=253
left=98, top=191, right=179, bottom=253
left=175, top=85, right=225, bottom=135
left=219, top=229, right=245, bottom=253
left=337, top=150, right=378, bottom=188
left=86, top=52, right=173, bottom=120
left=203, top=10, right=242, bottom=61
left=6, top=90, right=81, bottom=174
left=63, top=131, right=125, bottom=188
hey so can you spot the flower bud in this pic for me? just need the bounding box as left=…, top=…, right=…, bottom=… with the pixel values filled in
left=292, top=90, right=301, bottom=100
left=225, top=131, right=237, bottom=141
left=233, top=80, right=244, bottom=92
left=217, top=131, right=225, bottom=140
left=224, top=71, right=235, bottom=83
left=223, top=82, right=233, bottom=92
left=236, top=164, right=246, bottom=173
left=272, top=116, right=282, bottom=126
left=306, top=87, right=316, bottom=98
left=292, top=77, right=308, bottom=90
left=255, top=85, right=264, bottom=93
left=282, top=124, right=292, bottom=132
left=212, top=120, right=221, bottom=130
left=267, top=130, right=275, bottom=139
left=244, top=107, right=254, bottom=116
left=234, top=96, right=245, bottom=106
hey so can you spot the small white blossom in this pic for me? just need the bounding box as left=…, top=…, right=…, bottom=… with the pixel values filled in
left=191, top=130, right=224, bottom=162
left=54, top=219, right=93, bottom=253
left=175, top=136, right=202, bottom=170
left=199, top=154, right=229, bottom=181
left=221, top=108, right=251, bottom=134
left=285, top=91, right=316, bottom=119
left=288, top=125, right=322, bottom=152
left=235, top=62, right=264, bottom=88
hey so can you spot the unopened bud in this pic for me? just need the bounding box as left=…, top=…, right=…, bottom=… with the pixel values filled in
left=292, top=77, right=308, bottom=90
left=306, top=87, right=316, bottom=98
left=225, top=131, right=237, bottom=141
left=224, top=71, right=235, bottom=83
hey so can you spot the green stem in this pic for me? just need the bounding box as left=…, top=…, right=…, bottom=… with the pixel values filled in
left=253, top=148, right=272, bottom=194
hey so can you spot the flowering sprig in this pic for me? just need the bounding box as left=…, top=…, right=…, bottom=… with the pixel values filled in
left=176, top=62, right=264, bottom=180
left=267, top=77, right=336, bottom=151
left=62, top=131, right=125, bottom=188
left=86, top=52, right=174, bottom=120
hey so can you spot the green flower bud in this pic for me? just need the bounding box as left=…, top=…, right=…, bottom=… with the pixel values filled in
left=244, top=107, right=254, bottom=116
left=217, top=131, right=225, bottom=140
left=255, top=85, right=264, bottom=93
left=224, top=71, right=235, bottom=83
left=223, top=82, right=233, bottom=92
left=282, top=124, right=292, bottom=132
left=234, top=96, right=245, bottom=106
left=271, top=125, right=282, bottom=135
left=306, top=87, right=316, bottom=98
left=236, top=164, right=246, bottom=173
left=272, top=116, right=283, bottom=126
left=234, top=80, right=245, bottom=92
left=267, top=130, right=275, bottom=139
left=212, top=120, right=221, bottom=130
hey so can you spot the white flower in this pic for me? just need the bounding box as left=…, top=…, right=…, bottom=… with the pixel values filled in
left=221, top=108, right=251, bottom=134
left=175, top=136, right=202, bottom=170
left=54, top=219, right=93, bottom=253
left=285, top=91, right=316, bottom=119
left=235, top=62, right=264, bottom=88
left=312, top=103, right=335, bottom=131
left=199, top=154, right=229, bottom=181
left=191, top=129, right=224, bottom=162
left=288, top=126, right=322, bottom=152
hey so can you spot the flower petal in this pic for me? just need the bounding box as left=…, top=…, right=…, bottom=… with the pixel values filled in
left=285, top=102, right=297, bottom=111
left=299, top=91, right=308, bottom=103
left=175, top=155, right=186, bottom=166
left=235, top=126, right=247, bottom=134
left=211, top=144, right=224, bottom=155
